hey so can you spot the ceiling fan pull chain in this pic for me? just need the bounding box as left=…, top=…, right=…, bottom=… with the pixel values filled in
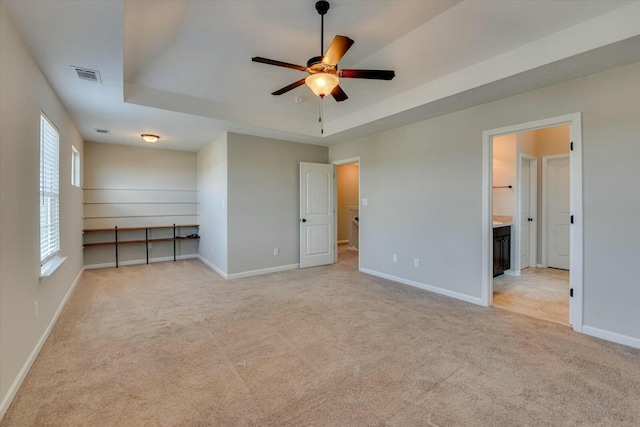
left=320, top=97, right=324, bottom=134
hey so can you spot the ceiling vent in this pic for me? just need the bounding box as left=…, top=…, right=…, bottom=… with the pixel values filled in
left=94, top=128, right=110, bottom=134
left=73, top=66, right=102, bottom=83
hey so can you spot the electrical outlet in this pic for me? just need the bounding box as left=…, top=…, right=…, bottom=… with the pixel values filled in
left=34, top=301, right=39, bottom=318
left=273, top=248, right=279, bottom=256
left=362, top=198, right=368, bottom=206
left=413, top=258, right=420, bottom=268
left=148, top=242, right=153, bottom=249
left=392, top=254, right=397, bottom=263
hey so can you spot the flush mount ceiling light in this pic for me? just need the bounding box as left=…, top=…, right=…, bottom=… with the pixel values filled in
left=141, top=134, right=160, bottom=143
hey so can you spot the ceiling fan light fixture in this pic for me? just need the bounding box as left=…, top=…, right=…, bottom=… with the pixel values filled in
left=141, top=134, right=160, bottom=143
left=305, top=73, right=339, bottom=98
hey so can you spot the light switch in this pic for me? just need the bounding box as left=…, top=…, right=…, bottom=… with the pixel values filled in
left=362, top=198, right=368, bottom=206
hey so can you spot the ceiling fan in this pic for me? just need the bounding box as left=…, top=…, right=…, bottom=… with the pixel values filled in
left=252, top=0, right=395, bottom=102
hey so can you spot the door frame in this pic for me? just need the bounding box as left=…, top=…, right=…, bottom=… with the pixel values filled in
left=481, top=113, right=583, bottom=331
left=541, top=154, right=570, bottom=268
left=332, top=156, right=361, bottom=270
left=516, top=153, right=537, bottom=273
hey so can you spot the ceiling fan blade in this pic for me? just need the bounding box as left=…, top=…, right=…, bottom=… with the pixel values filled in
left=252, top=57, right=307, bottom=72
left=339, top=69, right=395, bottom=80
left=322, top=35, right=354, bottom=66
left=331, top=85, right=348, bottom=102
left=271, top=78, right=307, bottom=95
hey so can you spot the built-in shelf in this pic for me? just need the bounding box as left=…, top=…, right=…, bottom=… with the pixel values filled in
left=83, top=224, right=199, bottom=267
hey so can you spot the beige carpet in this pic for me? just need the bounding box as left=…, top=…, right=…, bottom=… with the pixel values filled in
left=2, top=249, right=640, bottom=426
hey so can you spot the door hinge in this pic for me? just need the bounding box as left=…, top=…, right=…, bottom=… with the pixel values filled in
left=570, top=215, right=574, bottom=224
left=570, top=141, right=574, bottom=151
left=570, top=288, right=574, bottom=297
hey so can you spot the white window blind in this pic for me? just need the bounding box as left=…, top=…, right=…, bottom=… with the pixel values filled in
left=40, top=113, right=60, bottom=264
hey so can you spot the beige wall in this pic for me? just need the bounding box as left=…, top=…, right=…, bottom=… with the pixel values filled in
left=492, top=134, right=517, bottom=218
left=82, top=142, right=199, bottom=267
left=337, top=163, right=359, bottom=241
left=226, top=133, right=328, bottom=275
left=329, top=62, right=640, bottom=344
left=0, top=6, right=84, bottom=417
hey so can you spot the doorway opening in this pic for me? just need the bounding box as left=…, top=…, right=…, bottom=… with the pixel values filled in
left=333, top=157, right=360, bottom=269
left=482, top=113, right=583, bottom=332
left=491, top=126, right=570, bottom=324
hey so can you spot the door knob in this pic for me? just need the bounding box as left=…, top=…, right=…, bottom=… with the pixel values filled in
left=528, top=218, right=533, bottom=222
left=301, top=218, right=307, bottom=223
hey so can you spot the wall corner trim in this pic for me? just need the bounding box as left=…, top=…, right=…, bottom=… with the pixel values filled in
left=582, top=325, right=640, bottom=350
left=0, top=267, right=85, bottom=421
left=197, top=256, right=228, bottom=279
left=359, top=268, right=484, bottom=306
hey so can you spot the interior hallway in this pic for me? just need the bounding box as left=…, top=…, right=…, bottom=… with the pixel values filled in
left=493, top=268, right=570, bottom=325
left=2, top=260, right=638, bottom=426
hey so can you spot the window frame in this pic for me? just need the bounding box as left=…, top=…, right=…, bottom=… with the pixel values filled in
left=71, top=145, right=80, bottom=187
left=40, top=112, right=61, bottom=266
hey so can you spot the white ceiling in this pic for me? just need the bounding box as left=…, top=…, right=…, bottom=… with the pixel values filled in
left=3, top=0, right=640, bottom=151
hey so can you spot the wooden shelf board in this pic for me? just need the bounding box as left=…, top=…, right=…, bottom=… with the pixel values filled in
left=83, top=224, right=199, bottom=233
left=83, top=237, right=199, bottom=248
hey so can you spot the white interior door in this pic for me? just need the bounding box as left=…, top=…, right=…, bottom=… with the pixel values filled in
left=519, top=156, right=536, bottom=270
left=547, top=155, right=570, bottom=270
left=300, top=162, right=335, bottom=268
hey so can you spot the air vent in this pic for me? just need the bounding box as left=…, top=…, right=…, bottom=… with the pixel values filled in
left=94, top=128, right=110, bottom=134
left=72, top=66, right=102, bottom=83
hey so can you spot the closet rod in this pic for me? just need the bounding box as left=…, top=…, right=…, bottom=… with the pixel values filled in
left=492, top=185, right=512, bottom=189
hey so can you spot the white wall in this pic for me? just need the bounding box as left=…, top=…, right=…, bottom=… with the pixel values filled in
left=197, top=133, right=228, bottom=275
left=329, top=62, right=640, bottom=344
left=0, top=6, right=84, bottom=417
left=83, top=142, right=199, bottom=267
left=226, top=133, right=328, bottom=276
left=337, top=163, right=359, bottom=242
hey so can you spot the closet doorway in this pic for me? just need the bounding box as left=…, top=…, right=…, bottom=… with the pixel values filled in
left=333, top=157, right=360, bottom=269
left=482, top=113, right=583, bottom=330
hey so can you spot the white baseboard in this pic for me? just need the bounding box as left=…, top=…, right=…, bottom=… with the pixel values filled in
left=84, top=254, right=198, bottom=270
left=0, top=267, right=84, bottom=421
left=582, top=325, right=640, bottom=350
left=504, top=269, right=520, bottom=276
left=197, top=256, right=227, bottom=279
left=359, top=268, right=484, bottom=306
left=226, top=263, right=299, bottom=280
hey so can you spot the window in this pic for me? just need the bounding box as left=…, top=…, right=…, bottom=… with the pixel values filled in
left=40, top=113, right=60, bottom=265
left=71, top=145, right=80, bottom=187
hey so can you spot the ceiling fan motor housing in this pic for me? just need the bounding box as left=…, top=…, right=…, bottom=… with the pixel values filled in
left=315, top=1, right=330, bottom=15
left=306, top=56, right=336, bottom=74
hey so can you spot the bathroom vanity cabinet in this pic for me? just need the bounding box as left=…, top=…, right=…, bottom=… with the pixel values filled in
left=493, top=225, right=511, bottom=277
